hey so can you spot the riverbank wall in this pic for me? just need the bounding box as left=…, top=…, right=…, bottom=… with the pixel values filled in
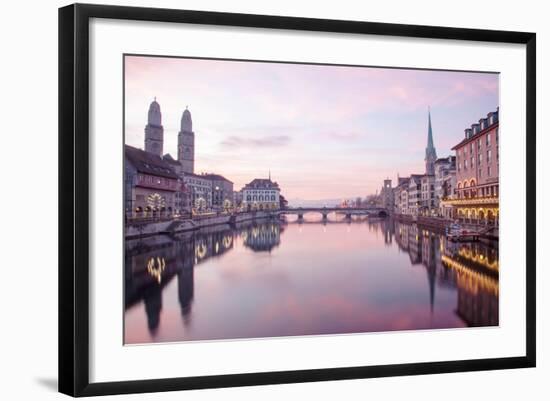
left=125, top=211, right=278, bottom=239
left=393, top=213, right=498, bottom=239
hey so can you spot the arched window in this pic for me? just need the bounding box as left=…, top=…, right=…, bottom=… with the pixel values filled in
left=259, top=195, right=264, bottom=201
left=271, top=195, right=275, bottom=201
left=253, top=195, right=257, bottom=201
left=247, top=195, right=251, bottom=201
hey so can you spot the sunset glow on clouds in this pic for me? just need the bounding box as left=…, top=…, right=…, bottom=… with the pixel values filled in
left=124, top=55, right=499, bottom=200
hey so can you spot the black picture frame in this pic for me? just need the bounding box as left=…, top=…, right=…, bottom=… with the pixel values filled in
left=59, top=3, right=536, bottom=397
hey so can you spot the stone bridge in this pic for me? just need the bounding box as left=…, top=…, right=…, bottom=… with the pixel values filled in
left=278, top=207, right=388, bottom=220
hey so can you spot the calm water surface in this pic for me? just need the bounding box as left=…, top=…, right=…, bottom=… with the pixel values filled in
left=124, top=215, right=499, bottom=344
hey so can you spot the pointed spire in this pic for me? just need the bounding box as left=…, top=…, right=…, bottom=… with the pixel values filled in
left=427, top=106, right=434, bottom=150
left=425, top=107, right=437, bottom=175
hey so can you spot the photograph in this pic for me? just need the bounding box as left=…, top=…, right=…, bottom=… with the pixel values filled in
left=123, top=55, right=500, bottom=345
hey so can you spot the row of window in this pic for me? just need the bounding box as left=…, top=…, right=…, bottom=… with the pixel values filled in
left=462, top=129, right=499, bottom=156
left=246, top=195, right=277, bottom=202
left=459, top=149, right=496, bottom=172
left=185, top=178, right=211, bottom=187
left=138, top=174, right=176, bottom=187
left=244, top=190, right=278, bottom=195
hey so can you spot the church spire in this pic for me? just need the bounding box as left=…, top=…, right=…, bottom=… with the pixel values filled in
left=427, top=106, right=434, bottom=149
left=425, top=107, right=437, bottom=175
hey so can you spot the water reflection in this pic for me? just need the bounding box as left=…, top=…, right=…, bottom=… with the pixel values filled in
left=124, top=218, right=498, bottom=343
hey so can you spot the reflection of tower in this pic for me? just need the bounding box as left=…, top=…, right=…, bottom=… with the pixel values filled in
left=425, top=108, right=437, bottom=175
left=422, top=233, right=437, bottom=315
left=382, top=218, right=393, bottom=245
left=144, top=98, right=164, bottom=156
left=177, top=265, right=194, bottom=325
left=178, top=107, right=194, bottom=174
left=143, top=285, right=162, bottom=335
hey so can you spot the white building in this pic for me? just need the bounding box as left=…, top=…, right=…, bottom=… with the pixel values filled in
left=241, top=178, right=280, bottom=211
left=407, top=174, right=423, bottom=216
left=434, top=156, right=457, bottom=218
left=419, top=174, right=436, bottom=216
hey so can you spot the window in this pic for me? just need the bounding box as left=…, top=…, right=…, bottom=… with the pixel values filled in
left=478, top=139, right=481, bottom=149
left=464, top=159, right=468, bottom=170
left=470, top=142, right=474, bottom=153
left=486, top=133, right=491, bottom=146
left=478, top=153, right=482, bottom=164
left=487, top=149, right=492, bottom=162
left=478, top=169, right=482, bottom=178
left=487, top=166, right=491, bottom=177
left=496, top=127, right=499, bottom=144
left=471, top=156, right=474, bottom=167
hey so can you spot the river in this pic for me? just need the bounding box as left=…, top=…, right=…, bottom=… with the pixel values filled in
left=124, top=215, right=499, bottom=344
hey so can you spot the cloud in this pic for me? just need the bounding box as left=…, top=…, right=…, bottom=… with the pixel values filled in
left=220, top=135, right=291, bottom=149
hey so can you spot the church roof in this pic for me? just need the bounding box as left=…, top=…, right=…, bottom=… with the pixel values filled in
left=125, top=145, right=179, bottom=179
left=243, top=178, right=280, bottom=190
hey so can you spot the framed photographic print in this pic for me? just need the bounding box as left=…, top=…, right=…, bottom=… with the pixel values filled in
left=58, top=3, right=536, bottom=397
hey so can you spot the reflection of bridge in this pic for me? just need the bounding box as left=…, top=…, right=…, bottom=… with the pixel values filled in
left=278, top=207, right=388, bottom=220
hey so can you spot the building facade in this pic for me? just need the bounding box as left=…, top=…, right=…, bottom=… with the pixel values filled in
left=241, top=178, right=280, bottom=211
left=125, top=145, right=180, bottom=218
left=201, top=174, right=234, bottom=211
left=434, top=156, right=457, bottom=218
left=393, top=177, right=410, bottom=215
left=407, top=174, right=423, bottom=216
left=183, top=173, right=213, bottom=212
left=442, top=108, right=499, bottom=224
left=419, top=174, right=436, bottom=216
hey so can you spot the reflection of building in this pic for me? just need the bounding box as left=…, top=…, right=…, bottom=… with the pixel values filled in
left=393, top=219, right=498, bottom=325
left=125, top=145, right=180, bottom=218
left=125, top=224, right=238, bottom=335
left=442, top=108, right=499, bottom=224
left=241, top=177, right=281, bottom=211
left=440, top=240, right=499, bottom=327
left=242, top=222, right=282, bottom=252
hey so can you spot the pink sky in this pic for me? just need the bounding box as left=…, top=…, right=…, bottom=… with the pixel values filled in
left=124, top=55, right=499, bottom=201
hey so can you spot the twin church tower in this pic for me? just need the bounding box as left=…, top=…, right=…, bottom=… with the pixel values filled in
left=144, top=98, right=195, bottom=174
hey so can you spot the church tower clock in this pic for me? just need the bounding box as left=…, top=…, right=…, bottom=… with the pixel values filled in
left=178, top=106, right=195, bottom=174
left=144, top=98, right=164, bottom=156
